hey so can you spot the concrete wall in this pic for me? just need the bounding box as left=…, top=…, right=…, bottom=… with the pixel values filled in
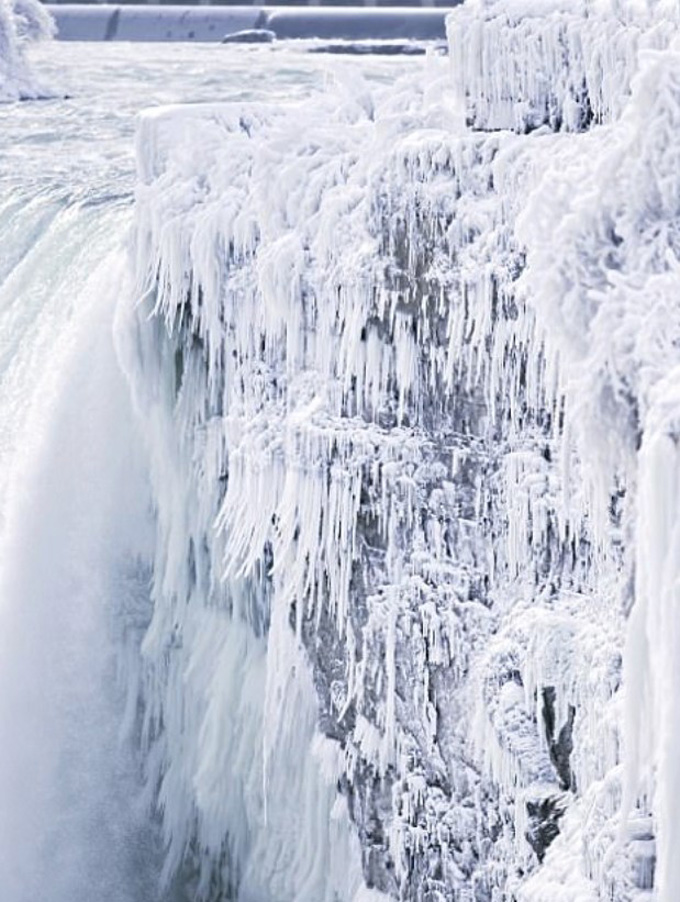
left=47, top=4, right=457, bottom=41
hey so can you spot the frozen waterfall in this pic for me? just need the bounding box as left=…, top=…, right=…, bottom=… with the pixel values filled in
left=122, top=4, right=680, bottom=900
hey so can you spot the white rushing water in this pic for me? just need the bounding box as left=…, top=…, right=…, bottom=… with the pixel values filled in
left=0, top=42, right=417, bottom=902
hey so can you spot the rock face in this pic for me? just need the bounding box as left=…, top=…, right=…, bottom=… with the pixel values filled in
left=122, top=4, right=680, bottom=900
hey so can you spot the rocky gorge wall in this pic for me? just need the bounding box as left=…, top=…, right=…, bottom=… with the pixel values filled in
left=120, top=4, right=680, bottom=898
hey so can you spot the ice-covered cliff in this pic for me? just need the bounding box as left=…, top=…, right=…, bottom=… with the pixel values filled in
left=119, top=3, right=680, bottom=899
left=0, top=0, right=54, bottom=101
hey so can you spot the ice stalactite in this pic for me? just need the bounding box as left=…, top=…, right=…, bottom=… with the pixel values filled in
left=0, top=0, right=53, bottom=102
left=125, top=81, right=595, bottom=897
left=124, top=5, right=680, bottom=901
left=512, top=41, right=680, bottom=900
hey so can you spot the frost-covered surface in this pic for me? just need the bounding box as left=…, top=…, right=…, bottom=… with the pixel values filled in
left=0, top=0, right=53, bottom=101
left=447, top=0, right=678, bottom=133
left=121, top=7, right=680, bottom=902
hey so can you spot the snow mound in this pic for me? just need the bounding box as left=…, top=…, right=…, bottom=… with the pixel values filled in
left=0, top=0, right=54, bottom=102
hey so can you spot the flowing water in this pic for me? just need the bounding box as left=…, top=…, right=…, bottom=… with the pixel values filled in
left=0, top=42, right=416, bottom=902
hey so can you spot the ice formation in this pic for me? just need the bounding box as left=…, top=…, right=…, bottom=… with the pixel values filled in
left=0, top=0, right=53, bottom=101
left=119, top=2, right=680, bottom=899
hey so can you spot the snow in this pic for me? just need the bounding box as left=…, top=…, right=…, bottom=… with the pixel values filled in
left=0, top=0, right=53, bottom=101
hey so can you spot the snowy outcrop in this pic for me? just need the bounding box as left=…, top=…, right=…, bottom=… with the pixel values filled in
left=447, top=0, right=677, bottom=133
left=121, top=4, right=680, bottom=901
left=516, top=46, right=680, bottom=900
left=0, top=0, right=54, bottom=102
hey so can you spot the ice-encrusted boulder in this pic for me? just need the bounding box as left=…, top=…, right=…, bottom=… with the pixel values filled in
left=0, top=0, right=54, bottom=102
left=119, top=4, right=680, bottom=901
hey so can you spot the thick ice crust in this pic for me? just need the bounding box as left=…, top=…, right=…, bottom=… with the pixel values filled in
left=125, top=17, right=680, bottom=902
left=446, top=0, right=678, bottom=133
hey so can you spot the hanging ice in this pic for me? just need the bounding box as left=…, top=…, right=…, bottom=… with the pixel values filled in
left=119, top=2, right=680, bottom=899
